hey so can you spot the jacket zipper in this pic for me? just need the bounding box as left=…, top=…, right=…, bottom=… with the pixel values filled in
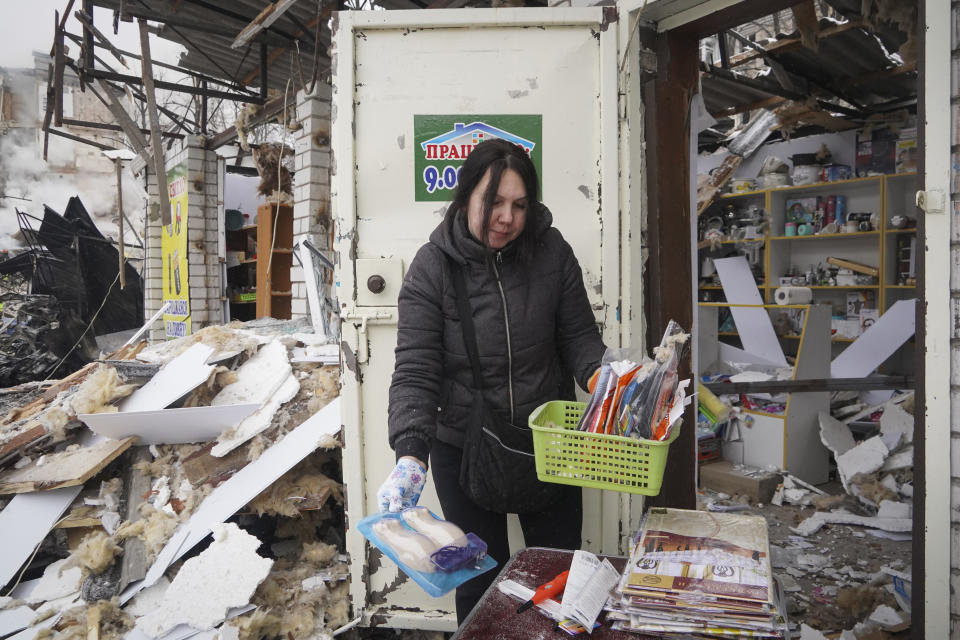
left=493, top=251, right=516, bottom=423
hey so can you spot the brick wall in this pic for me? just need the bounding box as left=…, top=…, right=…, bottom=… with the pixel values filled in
left=291, top=86, right=333, bottom=321
left=144, top=136, right=222, bottom=341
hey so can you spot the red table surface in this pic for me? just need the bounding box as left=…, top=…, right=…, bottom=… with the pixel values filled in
left=452, top=547, right=654, bottom=640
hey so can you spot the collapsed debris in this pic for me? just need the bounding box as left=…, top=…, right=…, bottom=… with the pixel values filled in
left=699, top=353, right=915, bottom=636
left=0, top=321, right=350, bottom=640
left=0, top=197, right=144, bottom=385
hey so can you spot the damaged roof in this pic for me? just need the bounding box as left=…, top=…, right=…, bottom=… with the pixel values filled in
left=700, top=0, right=917, bottom=149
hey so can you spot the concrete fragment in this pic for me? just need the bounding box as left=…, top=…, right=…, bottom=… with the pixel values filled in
left=769, top=545, right=793, bottom=569
left=770, top=485, right=784, bottom=506
left=26, top=559, right=83, bottom=604
left=125, top=577, right=171, bottom=618
left=836, top=436, right=889, bottom=492
left=776, top=573, right=802, bottom=592
left=881, top=402, right=914, bottom=445
left=877, top=500, right=912, bottom=520
left=796, top=554, right=829, bottom=569
left=880, top=474, right=899, bottom=494
left=799, top=624, right=829, bottom=640
left=211, top=341, right=300, bottom=457
left=792, top=510, right=912, bottom=536
left=786, top=567, right=806, bottom=578
left=881, top=446, right=913, bottom=471
left=866, top=529, right=912, bottom=541
left=868, top=603, right=909, bottom=631
left=818, top=412, right=856, bottom=456
left=136, top=523, right=273, bottom=638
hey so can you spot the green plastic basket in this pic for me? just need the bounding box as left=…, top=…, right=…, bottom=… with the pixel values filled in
left=528, top=400, right=681, bottom=496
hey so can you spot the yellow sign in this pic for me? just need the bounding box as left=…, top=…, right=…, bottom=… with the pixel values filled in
left=162, top=163, right=191, bottom=338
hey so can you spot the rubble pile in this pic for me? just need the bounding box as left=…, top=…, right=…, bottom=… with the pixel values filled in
left=700, top=392, right=915, bottom=638
left=0, top=320, right=361, bottom=640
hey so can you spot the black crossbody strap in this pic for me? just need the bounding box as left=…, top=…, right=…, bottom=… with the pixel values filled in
left=448, top=257, right=485, bottom=392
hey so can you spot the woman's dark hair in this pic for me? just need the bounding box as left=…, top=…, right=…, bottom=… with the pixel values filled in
left=446, top=138, right=540, bottom=257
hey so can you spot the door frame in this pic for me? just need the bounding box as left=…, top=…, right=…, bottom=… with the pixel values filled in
left=633, top=0, right=939, bottom=635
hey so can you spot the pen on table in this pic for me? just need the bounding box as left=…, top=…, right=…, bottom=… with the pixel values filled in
left=516, top=570, right=569, bottom=613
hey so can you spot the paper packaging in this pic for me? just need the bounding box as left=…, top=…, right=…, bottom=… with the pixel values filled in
left=774, top=286, right=812, bottom=305
left=559, top=550, right=621, bottom=631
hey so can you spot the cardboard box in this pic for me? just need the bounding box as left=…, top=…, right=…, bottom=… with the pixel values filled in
left=699, top=460, right=782, bottom=503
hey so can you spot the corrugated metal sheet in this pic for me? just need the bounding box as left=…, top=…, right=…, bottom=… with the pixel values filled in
left=88, top=0, right=368, bottom=93
left=771, top=21, right=916, bottom=106
left=702, top=16, right=915, bottom=123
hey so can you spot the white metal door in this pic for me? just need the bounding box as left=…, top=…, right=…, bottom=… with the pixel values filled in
left=333, top=8, right=623, bottom=630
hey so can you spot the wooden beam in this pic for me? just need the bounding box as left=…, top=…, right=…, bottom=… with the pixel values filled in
left=847, top=62, right=917, bottom=87
left=672, top=0, right=802, bottom=39
left=54, top=16, right=66, bottom=127
left=709, top=95, right=787, bottom=119
left=241, top=17, right=321, bottom=86
left=232, top=0, right=302, bottom=49
left=92, top=79, right=150, bottom=158
left=704, top=376, right=914, bottom=395
left=75, top=10, right=127, bottom=68
left=45, top=127, right=116, bottom=152
left=643, top=28, right=698, bottom=511
left=118, top=447, right=151, bottom=591
left=790, top=0, right=820, bottom=51
left=727, top=19, right=865, bottom=68
left=116, top=159, right=126, bottom=290
left=204, top=94, right=288, bottom=149
left=138, top=19, right=171, bottom=227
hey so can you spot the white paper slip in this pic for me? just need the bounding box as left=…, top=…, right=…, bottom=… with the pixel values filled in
left=559, top=550, right=601, bottom=622
left=565, top=558, right=620, bottom=632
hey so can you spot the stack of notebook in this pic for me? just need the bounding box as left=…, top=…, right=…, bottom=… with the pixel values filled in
left=607, top=508, right=789, bottom=638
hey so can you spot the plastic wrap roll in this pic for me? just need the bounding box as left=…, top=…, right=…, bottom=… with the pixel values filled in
left=774, top=286, right=813, bottom=305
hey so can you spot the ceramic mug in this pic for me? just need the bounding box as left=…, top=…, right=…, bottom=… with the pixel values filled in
left=844, top=221, right=859, bottom=233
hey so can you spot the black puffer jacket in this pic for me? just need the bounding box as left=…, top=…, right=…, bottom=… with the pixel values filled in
left=388, top=205, right=606, bottom=464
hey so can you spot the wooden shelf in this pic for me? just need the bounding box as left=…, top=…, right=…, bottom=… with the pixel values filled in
left=717, top=173, right=916, bottom=201
left=767, top=174, right=883, bottom=194
left=719, top=189, right=768, bottom=199
left=256, top=204, right=294, bottom=320
left=769, top=231, right=879, bottom=241
left=885, top=228, right=917, bottom=234
left=805, top=285, right=880, bottom=289
left=886, top=284, right=916, bottom=289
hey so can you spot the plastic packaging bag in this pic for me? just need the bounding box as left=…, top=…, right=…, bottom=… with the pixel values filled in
left=577, top=348, right=649, bottom=434
left=357, top=508, right=497, bottom=597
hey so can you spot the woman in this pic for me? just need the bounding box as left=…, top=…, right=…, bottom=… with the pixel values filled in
left=377, top=138, right=605, bottom=622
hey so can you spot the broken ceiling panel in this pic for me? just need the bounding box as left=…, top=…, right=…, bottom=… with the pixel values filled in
left=136, top=523, right=272, bottom=638
left=79, top=403, right=260, bottom=445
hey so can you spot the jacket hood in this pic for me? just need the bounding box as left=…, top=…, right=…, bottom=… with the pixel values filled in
left=428, top=202, right=554, bottom=265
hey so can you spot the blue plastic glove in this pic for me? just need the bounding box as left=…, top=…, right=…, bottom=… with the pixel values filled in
left=376, top=457, right=427, bottom=513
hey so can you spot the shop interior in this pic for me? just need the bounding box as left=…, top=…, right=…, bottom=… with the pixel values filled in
left=688, top=1, right=920, bottom=633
